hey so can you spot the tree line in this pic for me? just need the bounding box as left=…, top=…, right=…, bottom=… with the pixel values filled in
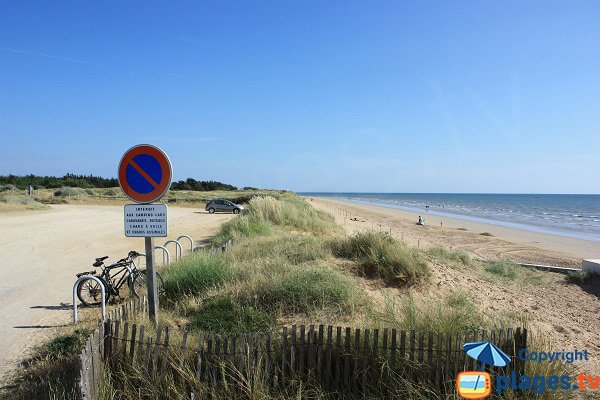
left=0, top=174, right=118, bottom=189
left=0, top=174, right=240, bottom=191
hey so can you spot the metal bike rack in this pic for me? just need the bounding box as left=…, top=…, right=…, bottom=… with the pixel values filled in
left=135, top=252, right=147, bottom=269
left=154, top=246, right=170, bottom=265
left=73, top=275, right=106, bottom=323
left=176, top=235, right=194, bottom=253
left=163, top=240, right=182, bottom=261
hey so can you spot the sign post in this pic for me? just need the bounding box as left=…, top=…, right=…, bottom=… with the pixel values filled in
left=118, top=144, right=172, bottom=324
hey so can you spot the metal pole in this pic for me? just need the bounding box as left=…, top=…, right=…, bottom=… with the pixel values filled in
left=145, top=236, right=159, bottom=324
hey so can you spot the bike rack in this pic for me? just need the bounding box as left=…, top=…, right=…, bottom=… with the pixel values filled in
left=176, top=235, right=194, bottom=253
left=136, top=252, right=147, bottom=269
left=73, top=275, right=106, bottom=323
left=154, top=246, right=170, bottom=265
left=163, top=240, right=182, bottom=261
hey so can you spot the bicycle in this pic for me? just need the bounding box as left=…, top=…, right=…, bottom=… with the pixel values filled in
left=75, top=250, right=164, bottom=306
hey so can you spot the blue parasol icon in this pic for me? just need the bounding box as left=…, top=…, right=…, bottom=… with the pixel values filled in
left=463, top=341, right=511, bottom=370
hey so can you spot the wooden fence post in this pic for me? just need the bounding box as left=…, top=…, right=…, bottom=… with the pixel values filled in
left=281, top=327, right=288, bottom=387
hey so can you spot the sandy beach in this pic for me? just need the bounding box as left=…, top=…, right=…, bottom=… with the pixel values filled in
left=0, top=205, right=232, bottom=380
left=309, top=196, right=600, bottom=373
left=307, top=197, right=599, bottom=267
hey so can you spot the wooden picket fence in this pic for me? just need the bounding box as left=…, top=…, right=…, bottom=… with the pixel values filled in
left=88, top=318, right=526, bottom=399
left=78, top=297, right=149, bottom=400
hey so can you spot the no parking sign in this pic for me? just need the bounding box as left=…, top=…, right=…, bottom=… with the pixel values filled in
left=118, top=144, right=172, bottom=324
left=118, top=144, right=172, bottom=204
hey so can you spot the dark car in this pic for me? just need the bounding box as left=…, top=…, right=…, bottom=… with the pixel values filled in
left=205, top=199, right=245, bottom=214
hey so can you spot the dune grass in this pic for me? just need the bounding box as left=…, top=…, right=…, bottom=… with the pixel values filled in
left=377, top=291, right=482, bottom=333
left=331, top=231, right=429, bottom=286
left=484, top=260, right=518, bottom=280
left=259, top=267, right=359, bottom=314
left=188, top=295, right=275, bottom=334
left=213, top=195, right=338, bottom=244
left=428, top=247, right=547, bottom=286
left=427, top=246, right=473, bottom=266
left=0, top=194, right=48, bottom=212
left=223, top=234, right=330, bottom=265
left=161, top=253, right=233, bottom=300
left=0, top=329, right=92, bottom=400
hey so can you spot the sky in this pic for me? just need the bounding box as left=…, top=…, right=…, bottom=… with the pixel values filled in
left=1, top=1, right=599, bottom=193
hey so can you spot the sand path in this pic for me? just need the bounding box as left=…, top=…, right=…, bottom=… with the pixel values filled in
left=0, top=204, right=231, bottom=379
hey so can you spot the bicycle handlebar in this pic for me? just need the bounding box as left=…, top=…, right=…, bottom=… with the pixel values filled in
left=128, top=250, right=140, bottom=258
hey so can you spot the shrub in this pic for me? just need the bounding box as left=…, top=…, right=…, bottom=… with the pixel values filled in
left=44, top=329, right=92, bottom=359
left=53, top=187, right=87, bottom=197
left=104, top=189, right=117, bottom=196
left=162, top=253, right=233, bottom=299
left=332, top=232, right=428, bottom=285
left=566, top=269, right=595, bottom=285
left=0, top=184, right=16, bottom=192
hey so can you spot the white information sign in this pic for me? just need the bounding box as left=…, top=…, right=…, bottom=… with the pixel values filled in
left=124, top=204, right=168, bottom=237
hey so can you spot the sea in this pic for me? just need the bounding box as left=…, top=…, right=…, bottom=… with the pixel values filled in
left=300, top=193, right=600, bottom=242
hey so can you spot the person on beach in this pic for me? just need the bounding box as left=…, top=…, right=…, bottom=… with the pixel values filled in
left=418, top=216, right=424, bottom=225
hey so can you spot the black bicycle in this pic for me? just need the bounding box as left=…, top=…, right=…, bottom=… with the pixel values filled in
left=75, top=250, right=164, bottom=306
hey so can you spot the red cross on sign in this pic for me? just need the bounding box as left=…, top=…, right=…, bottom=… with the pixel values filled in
left=118, top=144, right=172, bottom=203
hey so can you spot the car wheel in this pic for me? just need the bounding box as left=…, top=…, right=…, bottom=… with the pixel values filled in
left=233, top=208, right=240, bottom=214
left=208, top=208, right=215, bottom=214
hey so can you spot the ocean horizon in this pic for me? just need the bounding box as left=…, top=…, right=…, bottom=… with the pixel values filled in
left=300, top=192, right=600, bottom=243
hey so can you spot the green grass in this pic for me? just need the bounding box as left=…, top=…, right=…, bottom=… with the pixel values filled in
left=161, top=253, right=233, bottom=300
left=213, top=195, right=338, bottom=244
left=400, top=291, right=482, bottom=333
left=376, top=288, right=530, bottom=338
left=428, top=246, right=547, bottom=287
left=224, top=234, right=329, bottom=265
left=189, top=296, right=275, bottom=334
left=44, top=329, right=92, bottom=358
left=213, top=214, right=272, bottom=243
left=484, top=261, right=518, bottom=280
left=331, top=231, right=429, bottom=286
left=273, top=267, right=358, bottom=313
left=247, top=195, right=338, bottom=233
left=230, top=265, right=361, bottom=316
left=427, top=246, right=473, bottom=266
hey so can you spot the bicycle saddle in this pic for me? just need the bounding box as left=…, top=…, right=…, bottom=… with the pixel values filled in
left=93, top=256, right=109, bottom=267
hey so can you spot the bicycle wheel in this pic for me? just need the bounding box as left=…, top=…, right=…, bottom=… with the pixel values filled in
left=132, top=270, right=165, bottom=298
left=76, top=276, right=110, bottom=306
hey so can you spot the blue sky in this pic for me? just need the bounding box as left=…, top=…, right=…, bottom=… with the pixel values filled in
left=1, top=1, right=598, bottom=193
